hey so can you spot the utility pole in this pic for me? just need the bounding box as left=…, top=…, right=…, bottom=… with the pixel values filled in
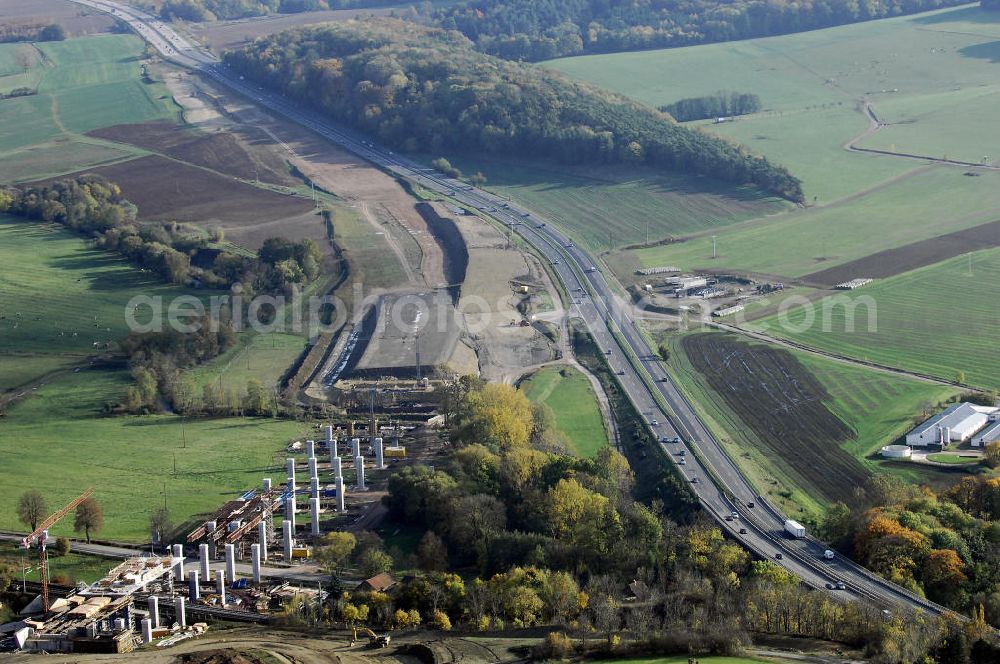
left=712, top=235, right=718, bottom=259
left=415, top=335, right=421, bottom=382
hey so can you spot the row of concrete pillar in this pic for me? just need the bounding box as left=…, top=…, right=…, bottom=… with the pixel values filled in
left=141, top=595, right=187, bottom=643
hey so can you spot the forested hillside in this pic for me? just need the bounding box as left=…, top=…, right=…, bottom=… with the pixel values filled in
left=223, top=19, right=803, bottom=201
left=435, top=0, right=971, bottom=60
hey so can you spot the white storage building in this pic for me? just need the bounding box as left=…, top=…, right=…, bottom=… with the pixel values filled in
left=905, top=402, right=991, bottom=447
left=972, top=419, right=1000, bottom=448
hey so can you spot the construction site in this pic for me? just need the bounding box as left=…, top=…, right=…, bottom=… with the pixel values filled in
left=0, top=416, right=431, bottom=655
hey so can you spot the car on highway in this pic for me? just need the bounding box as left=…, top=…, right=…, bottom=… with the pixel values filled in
left=747, top=502, right=755, bottom=508
left=775, top=553, right=783, bottom=560
left=836, top=581, right=846, bottom=590
left=522, top=212, right=530, bottom=217
left=678, top=458, right=686, bottom=465
left=825, top=582, right=834, bottom=589
left=690, top=477, right=699, bottom=483
left=552, top=259, right=561, bottom=265
left=739, top=528, right=747, bottom=534
left=731, top=511, right=739, bottom=519
left=564, top=241, right=574, bottom=248
left=650, top=419, right=659, bottom=426
left=678, top=449, right=685, bottom=456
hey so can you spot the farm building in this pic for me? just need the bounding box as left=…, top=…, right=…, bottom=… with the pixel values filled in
left=905, top=402, right=995, bottom=447
left=835, top=278, right=874, bottom=290
left=972, top=419, right=1000, bottom=447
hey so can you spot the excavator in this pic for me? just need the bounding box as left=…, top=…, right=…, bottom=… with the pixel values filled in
left=351, top=626, right=391, bottom=648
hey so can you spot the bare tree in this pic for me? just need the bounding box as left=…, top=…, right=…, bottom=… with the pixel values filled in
left=150, top=506, right=171, bottom=546
left=74, top=497, right=103, bottom=543
left=14, top=45, right=34, bottom=82
left=17, top=490, right=48, bottom=532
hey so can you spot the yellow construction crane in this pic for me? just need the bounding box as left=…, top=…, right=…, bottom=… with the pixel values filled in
left=21, top=488, right=94, bottom=613
left=351, top=626, right=391, bottom=648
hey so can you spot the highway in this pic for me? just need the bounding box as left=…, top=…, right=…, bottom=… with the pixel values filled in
left=69, top=0, right=951, bottom=618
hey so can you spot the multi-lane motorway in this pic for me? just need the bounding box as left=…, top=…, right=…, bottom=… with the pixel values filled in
left=70, top=0, right=950, bottom=617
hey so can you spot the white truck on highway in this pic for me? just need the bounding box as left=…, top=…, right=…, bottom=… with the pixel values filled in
left=784, top=519, right=806, bottom=538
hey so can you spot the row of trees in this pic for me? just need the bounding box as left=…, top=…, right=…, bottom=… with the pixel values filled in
left=16, top=490, right=103, bottom=544
left=0, top=23, right=65, bottom=44
left=158, top=0, right=394, bottom=20
left=1, top=177, right=323, bottom=295
left=222, top=19, right=804, bottom=201
left=660, top=91, right=762, bottom=122
left=433, top=0, right=971, bottom=60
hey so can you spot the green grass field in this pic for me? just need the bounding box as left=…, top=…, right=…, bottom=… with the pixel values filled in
left=622, top=166, right=1000, bottom=279
left=547, top=5, right=1000, bottom=201
left=750, top=247, right=1000, bottom=390
left=0, top=216, right=203, bottom=391
left=186, top=331, right=308, bottom=392
left=927, top=453, right=981, bottom=465
left=521, top=365, right=609, bottom=457
left=444, top=155, right=787, bottom=251
left=0, top=369, right=305, bottom=542
left=0, top=34, right=176, bottom=175
left=0, top=546, right=114, bottom=586
left=668, top=330, right=958, bottom=516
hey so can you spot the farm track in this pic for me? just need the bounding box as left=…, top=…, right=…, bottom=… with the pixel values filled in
left=846, top=100, right=1000, bottom=170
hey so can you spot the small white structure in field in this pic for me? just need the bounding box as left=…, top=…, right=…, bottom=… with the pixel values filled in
left=881, top=444, right=912, bottom=459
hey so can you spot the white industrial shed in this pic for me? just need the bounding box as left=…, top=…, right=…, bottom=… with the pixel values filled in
left=905, top=402, right=992, bottom=447
left=972, top=419, right=1000, bottom=448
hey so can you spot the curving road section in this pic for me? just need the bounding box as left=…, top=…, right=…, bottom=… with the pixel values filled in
left=70, top=0, right=951, bottom=618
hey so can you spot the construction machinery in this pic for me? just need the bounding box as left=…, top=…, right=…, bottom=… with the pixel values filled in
left=21, top=488, right=95, bottom=613
left=351, top=626, right=391, bottom=648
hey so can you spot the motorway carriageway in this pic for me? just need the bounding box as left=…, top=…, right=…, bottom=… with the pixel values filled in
left=69, top=0, right=951, bottom=619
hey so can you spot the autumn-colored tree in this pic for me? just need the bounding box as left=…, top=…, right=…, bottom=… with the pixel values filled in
left=984, top=441, right=1000, bottom=468
left=314, top=531, right=357, bottom=573
left=457, top=383, right=534, bottom=451
left=853, top=511, right=929, bottom=585
left=541, top=570, right=582, bottom=623
left=74, top=497, right=103, bottom=544
left=546, top=478, right=623, bottom=555
left=924, top=548, right=967, bottom=604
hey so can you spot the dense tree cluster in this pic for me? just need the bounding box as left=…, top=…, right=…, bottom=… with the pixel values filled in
left=1, top=176, right=322, bottom=295
left=434, top=0, right=971, bottom=60
left=222, top=19, right=804, bottom=201
left=660, top=92, right=762, bottom=122
left=158, top=0, right=394, bottom=20
left=0, top=23, right=65, bottom=43
left=819, top=470, right=1000, bottom=622
left=337, top=379, right=992, bottom=661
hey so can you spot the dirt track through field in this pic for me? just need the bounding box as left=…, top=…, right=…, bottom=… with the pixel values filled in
left=682, top=332, right=869, bottom=502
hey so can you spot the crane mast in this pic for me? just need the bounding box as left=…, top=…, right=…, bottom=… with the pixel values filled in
left=21, top=488, right=94, bottom=613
